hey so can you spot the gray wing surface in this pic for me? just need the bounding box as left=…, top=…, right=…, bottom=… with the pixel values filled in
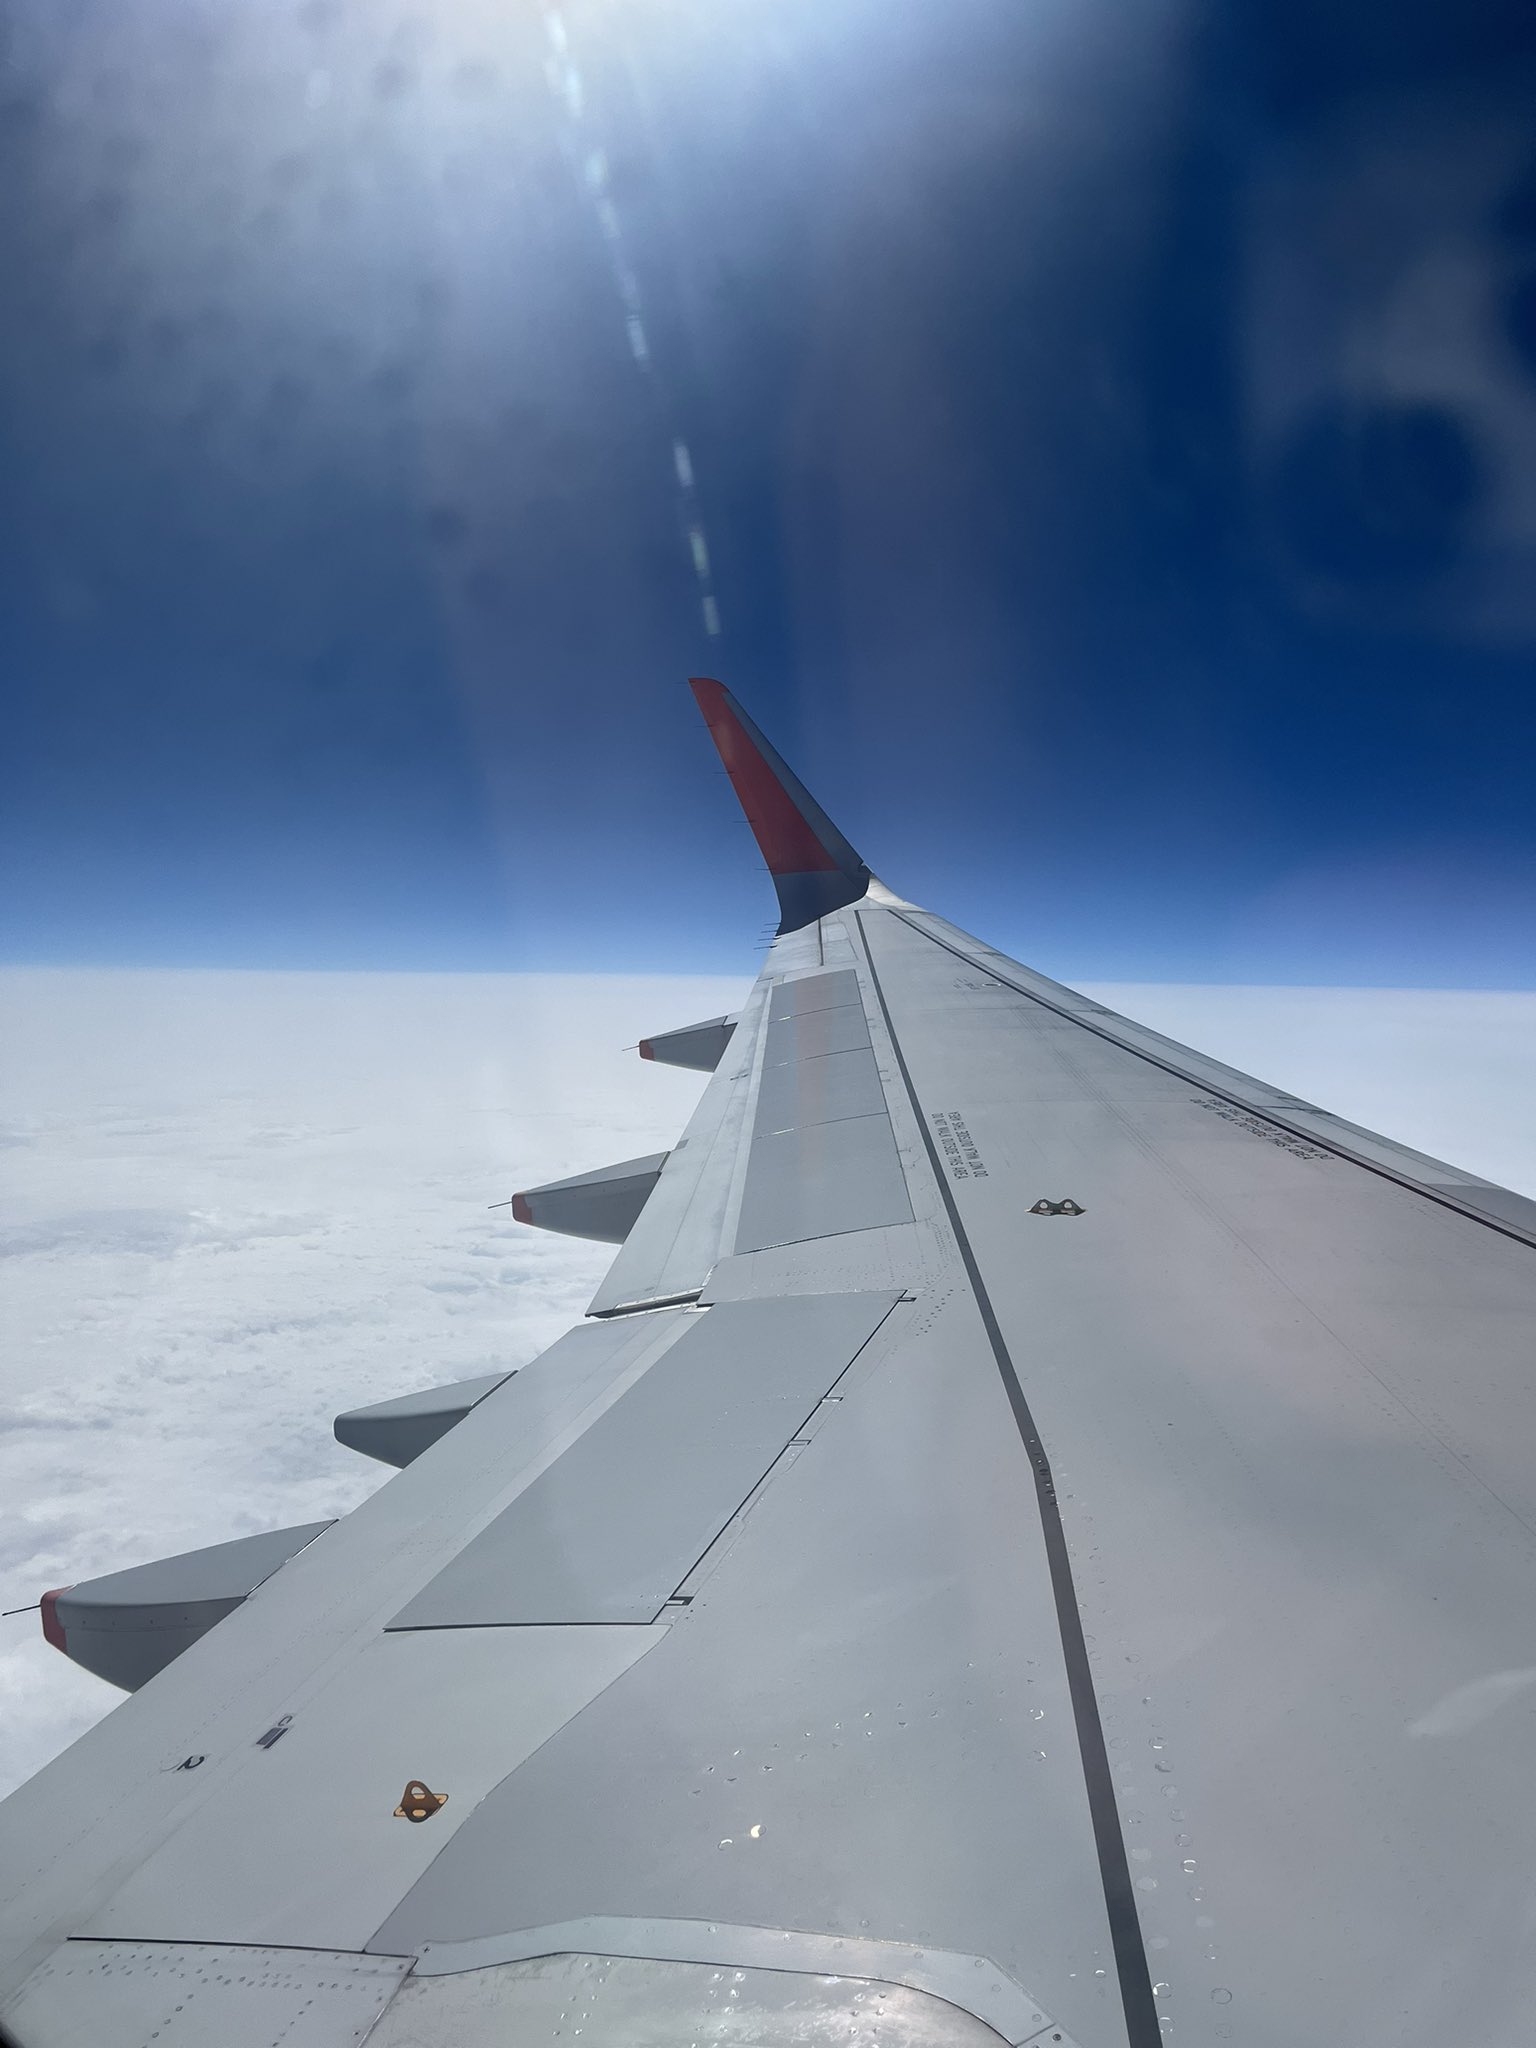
left=2, top=683, right=1534, bottom=2048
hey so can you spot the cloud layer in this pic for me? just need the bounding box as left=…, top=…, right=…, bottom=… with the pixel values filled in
left=3, top=970, right=1533, bottom=1796
left=0, top=967, right=743, bottom=1793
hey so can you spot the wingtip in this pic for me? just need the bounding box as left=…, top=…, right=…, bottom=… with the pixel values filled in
left=688, top=677, right=871, bottom=934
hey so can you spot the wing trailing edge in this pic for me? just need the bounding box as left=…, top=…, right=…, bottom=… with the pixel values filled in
left=690, top=677, right=872, bottom=933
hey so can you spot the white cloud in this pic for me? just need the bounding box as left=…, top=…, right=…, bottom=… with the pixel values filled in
left=1083, top=984, right=1536, bottom=1199
left=2, top=969, right=1533, bottom=1798
left=0, top=967, right=744, bottom=1794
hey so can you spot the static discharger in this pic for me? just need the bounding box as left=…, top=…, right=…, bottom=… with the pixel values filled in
left=1029, top=1199, right=1086, bottom=1217
left=394, top=1780, right=449, bottom=1823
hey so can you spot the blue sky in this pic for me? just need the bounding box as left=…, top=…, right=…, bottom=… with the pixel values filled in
left=3, top=0, right=1535, bottom=985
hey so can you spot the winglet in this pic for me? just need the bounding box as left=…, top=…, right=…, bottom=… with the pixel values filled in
left=690, top=679, right=872, bottom=933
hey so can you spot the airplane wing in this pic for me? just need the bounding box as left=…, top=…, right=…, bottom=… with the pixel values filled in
left=4, top=681, right=1536, bottom=2048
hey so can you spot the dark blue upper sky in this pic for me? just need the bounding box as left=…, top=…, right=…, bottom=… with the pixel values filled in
left=3, top=0, right=1535, bottom=984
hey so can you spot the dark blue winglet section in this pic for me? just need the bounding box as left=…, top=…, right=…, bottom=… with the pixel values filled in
left=691, top=679, right=871, bottom=933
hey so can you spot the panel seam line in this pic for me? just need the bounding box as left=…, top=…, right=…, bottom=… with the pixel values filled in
left=855, top=908, right=1160, bottom=2048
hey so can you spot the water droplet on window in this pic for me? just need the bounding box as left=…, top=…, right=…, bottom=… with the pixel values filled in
left=1211, top=1988, right=1232, bottom=2005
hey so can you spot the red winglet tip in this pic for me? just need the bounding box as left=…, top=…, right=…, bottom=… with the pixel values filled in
left=688, top=680, right=840, bottom=877
left=510, top=1192, right=533, bottom=1226
left=688, top=676, right=731, bottom=726
left=40, top=1588, right=70, bottom=1654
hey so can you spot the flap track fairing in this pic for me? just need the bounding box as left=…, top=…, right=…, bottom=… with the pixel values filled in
left=509, top=1153, right=668, bottom=1244
left=638, top=1014, right=738, bottom=1071
left=41, top=1522, right=332, bottom=1693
